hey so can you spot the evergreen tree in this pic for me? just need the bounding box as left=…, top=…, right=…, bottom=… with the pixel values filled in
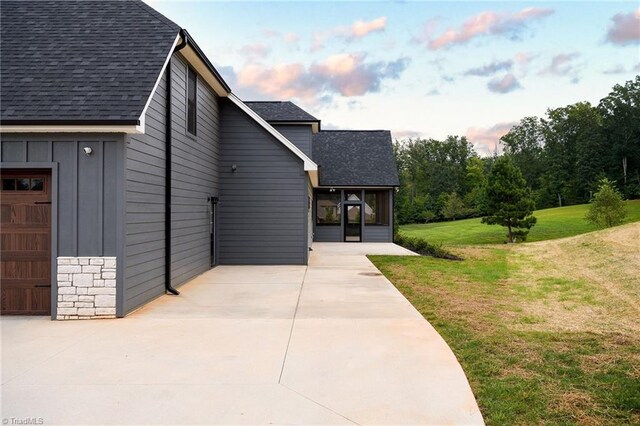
left=482, top=156, right=537, bottom=243
left=585, top=178, right=627, bottom=228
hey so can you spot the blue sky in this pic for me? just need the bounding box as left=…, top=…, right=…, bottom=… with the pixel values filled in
left=146, top=1, right=640, bottom=154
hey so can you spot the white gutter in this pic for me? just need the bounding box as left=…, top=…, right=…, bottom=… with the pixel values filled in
left=0, top=124, right=142, bottom=134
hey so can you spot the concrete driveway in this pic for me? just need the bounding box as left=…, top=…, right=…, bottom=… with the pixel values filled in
left=2, top=243, right=483, bottom=425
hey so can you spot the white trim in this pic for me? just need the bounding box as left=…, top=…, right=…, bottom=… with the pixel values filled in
left=179, top=46, right=229, bottom=98
left=137, top=33, right=181, bottom=133
left=228, top=93, right=318, bottom=173
left=0, top=125, right=142, bottom=134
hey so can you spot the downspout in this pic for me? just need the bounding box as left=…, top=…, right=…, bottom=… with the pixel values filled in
left=165, top=29, right=188, bottom=295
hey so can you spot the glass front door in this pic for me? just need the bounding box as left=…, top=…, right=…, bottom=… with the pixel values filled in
left=344, top=205, right=361, bottom=242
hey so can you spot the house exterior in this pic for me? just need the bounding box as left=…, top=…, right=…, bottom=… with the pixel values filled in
left=0, top=0, right=399, bottom=320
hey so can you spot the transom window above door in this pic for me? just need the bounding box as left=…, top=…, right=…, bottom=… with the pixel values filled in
left=344, top=191, right=361, bottom=201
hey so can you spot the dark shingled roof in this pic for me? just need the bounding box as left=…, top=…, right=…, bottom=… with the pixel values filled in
left=312, top=131, right=400, bottom=187
left=245, top=101, right=319, bottom=123
left=0, top=0, right=180, bottom=124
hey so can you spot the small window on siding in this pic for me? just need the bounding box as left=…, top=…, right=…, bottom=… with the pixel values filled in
left=187, top=67, right=197, bottom=136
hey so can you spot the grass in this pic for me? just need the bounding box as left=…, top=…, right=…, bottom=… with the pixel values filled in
left=400, top=200, right=640, bottom=245
left=369, top=223, right=640, bottom=425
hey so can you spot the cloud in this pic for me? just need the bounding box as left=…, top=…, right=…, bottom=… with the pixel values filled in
left=239, top=43, right=270, bottom=59
left=422, top=7, right=553, bottom=50
left=349, top=17, right=387, bottom=39
left=603, top=63, right=640, bottom=75
left=426, top=88, right=440, bottom=96
left=466, top=122, right=517, bottom=155
left=603, top=64, right=627, bottom=75
left=311, top=16, right=387, bottom=51
left=283, top=32, right=299, bottom=44
left=606, top=8, right=640, bottom=46
left=234, top=53, right=410, bottom=103
left=487, top=73, right=521, bottom=93
left=262, top=29, right=280, bottom=38
left=464, top=60, right=513, bottom=76
left=538, top=52, right=581, bottom=77
left=392, top=130, right=423, bottom=140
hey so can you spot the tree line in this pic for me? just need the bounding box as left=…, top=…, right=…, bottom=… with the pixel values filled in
left=394, top=76, right=640, bottom=225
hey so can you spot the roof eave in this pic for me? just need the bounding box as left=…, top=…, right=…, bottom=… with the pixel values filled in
left=0, top=120, right=142, bottom=134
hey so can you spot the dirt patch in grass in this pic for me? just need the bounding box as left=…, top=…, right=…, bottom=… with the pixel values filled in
left=370, top=222, right=640, bottom=425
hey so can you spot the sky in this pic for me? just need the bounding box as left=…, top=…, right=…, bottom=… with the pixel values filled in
left=145, top=1, right=640, bottom=155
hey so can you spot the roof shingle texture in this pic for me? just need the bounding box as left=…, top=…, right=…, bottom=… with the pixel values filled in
left=312, top=131, right=400, bottom=187
left=244, top=101, right=319, bottom=122
left=0, top=0, right=180, bottom=123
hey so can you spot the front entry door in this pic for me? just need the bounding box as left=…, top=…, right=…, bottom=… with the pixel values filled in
left=0, top=170, right=52, bottom=315
left=344, top=205, right=362, bottom=242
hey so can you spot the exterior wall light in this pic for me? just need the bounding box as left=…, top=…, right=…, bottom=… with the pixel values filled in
left=329, top=187, right=335, bottom=192
left=231, top=164, right=237, bottom=172
left=83, top=147, right=93, bottom=156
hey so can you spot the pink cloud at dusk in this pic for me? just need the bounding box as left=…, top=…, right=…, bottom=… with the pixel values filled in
left=538, top=53, right=581, bottom=77
left=239, top=43, right=270, bottom=59
left=487, top=73, right=521, bottom=93
left=422, top=7, right=553, bottom=50
left=235, top=53, right=410, bottom=103
left=466, top=122, right=517, bottom=155
left=391, top=130, right=424, bottom=140
left=311, top=16, right=387, bottom=51
left=606, top=8, right=640, bottom=46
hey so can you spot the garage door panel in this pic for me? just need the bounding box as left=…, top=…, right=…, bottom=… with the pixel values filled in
left=0, top=170, right=52, bottom=315
left=1, top=287, right=50, bottom=315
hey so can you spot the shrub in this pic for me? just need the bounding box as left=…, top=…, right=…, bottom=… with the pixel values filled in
left=585, top=178, right=627, bottom=228
left=394, top=232, right=462, bottom=260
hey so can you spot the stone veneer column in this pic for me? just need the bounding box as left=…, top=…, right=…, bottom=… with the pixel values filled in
left=56, top=257, right=117, bottom=320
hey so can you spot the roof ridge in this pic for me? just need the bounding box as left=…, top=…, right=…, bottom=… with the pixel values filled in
left=131, top=0, right=180, bottom=32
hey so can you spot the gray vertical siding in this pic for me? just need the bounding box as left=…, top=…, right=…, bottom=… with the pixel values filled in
left=123, top=53, right=220, bottom=314
left=219, top=101, right=307, bottom=265
left=1, top=134, right=124, bottom=257
left=273, top=125, right=313, bottom=158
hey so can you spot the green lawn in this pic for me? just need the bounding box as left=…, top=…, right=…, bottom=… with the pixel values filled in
left=369, top=223, right=640, bottom=425
left=400, top=200, right=640, bottom=245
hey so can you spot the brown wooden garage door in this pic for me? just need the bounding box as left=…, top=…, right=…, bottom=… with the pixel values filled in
left=1, top=169, right=52, bottom=315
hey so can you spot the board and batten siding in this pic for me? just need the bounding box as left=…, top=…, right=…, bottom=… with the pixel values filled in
left=0, top=134, right=124, bottom=257
left=219, top=101, right=308, bottom=265
left=123, top=53, right=220, bottom=314
left=1, top=134, right=125, bottom=319
left=273, top=125, right=313, bottom=159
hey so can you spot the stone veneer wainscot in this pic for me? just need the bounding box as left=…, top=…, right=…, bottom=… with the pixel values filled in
left=56, top=257, right=117, bottom=320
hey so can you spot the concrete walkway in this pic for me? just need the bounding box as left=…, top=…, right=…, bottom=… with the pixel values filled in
left=2, top=243, right=483, bottom=425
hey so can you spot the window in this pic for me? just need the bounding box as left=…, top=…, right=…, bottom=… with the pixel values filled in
left=344, top=191, right=361, bottom=201
left=364, top=190, right=390, bottom=225
left=187, top=67, right=197, bottom=136
left=316, top=190, right=341, bottom=225
left=1, top=178, right=45, bottom=192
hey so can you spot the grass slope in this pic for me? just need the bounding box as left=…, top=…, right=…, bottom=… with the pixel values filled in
left=400, top=200, right=640, bottom=245
left=370, top=223, right=640, bottom=425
